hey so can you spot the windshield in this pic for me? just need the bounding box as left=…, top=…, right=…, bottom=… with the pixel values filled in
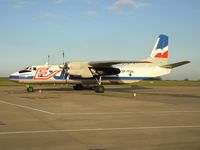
left=24, top=66, right=32, bottom=70
left=19, top=66, right=32, bottom=73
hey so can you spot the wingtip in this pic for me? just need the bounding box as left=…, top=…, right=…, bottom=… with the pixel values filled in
left=184, top=60, right=191, bottom=64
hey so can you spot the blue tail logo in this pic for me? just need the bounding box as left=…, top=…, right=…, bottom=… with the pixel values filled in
left=151, top=34, right=168, bottom=58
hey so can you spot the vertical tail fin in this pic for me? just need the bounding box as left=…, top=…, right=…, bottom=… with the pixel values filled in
left=151, top=34, right=168, bottom=58
left=145, top=34, right=168, bottom=65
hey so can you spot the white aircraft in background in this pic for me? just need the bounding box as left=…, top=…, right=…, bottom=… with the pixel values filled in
left=9, top=34, right=190, bottom=93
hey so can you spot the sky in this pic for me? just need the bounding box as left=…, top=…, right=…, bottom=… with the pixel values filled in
left=0, top=0, right=200, bottom=80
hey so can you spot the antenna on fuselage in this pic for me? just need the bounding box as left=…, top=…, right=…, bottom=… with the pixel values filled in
left=62, top=50, right=65, bottom=64
left=48, top=55, right=50, bottom=65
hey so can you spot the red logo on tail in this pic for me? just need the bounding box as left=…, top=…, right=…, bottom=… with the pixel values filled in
left=155, top=51, right=168, bottom=58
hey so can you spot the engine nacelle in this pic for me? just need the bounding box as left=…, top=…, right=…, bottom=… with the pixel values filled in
left=65, top=61, right=93, bottom=78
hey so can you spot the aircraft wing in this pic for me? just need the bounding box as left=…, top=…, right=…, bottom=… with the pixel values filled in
left=89, top=60, right=151, bottom=67
left=88, top=61, right=151, bottom=76
left=89, top=67, right=121, bottom=76
left=161, top=61, right=190, bottom=69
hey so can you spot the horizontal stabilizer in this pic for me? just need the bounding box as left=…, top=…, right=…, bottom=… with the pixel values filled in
left=161, top=61, right=190, bottom=69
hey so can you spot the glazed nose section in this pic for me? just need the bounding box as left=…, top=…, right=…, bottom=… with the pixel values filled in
left=9, top=72, right=20, bottom=82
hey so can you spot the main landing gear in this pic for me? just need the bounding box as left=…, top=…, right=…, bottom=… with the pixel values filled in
left=73, top=76, right=105, bottom=93
left=73, top=84, right=84, bottom=90
left=95, top=85, right=105, bottom=93
left=94, top=76, right=105, bottom=93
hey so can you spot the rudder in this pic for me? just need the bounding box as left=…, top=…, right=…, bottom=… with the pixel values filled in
left=150, top=34, right=168, bottom=58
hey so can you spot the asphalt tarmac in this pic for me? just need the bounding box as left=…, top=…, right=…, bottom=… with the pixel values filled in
left=0, top=86, right=200, bottom=150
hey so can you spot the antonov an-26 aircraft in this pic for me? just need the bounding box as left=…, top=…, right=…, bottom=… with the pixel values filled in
left=9, top=34, right=190, bottom=93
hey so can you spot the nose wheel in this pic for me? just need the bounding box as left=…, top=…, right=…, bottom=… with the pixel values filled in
left=27, top=86, right=34, bottom=92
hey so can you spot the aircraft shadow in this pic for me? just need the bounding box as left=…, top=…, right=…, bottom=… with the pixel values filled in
left=33, top=85, right=151, bottom=93
left=106, top=86, right=151, bottom=93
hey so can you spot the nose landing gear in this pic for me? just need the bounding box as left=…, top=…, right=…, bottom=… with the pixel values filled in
left=27, top=86, right=34, bottom=92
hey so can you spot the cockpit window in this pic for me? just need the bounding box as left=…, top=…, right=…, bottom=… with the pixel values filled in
left=25, top=66, right=31, bottom=70
left=19, top=70, right=31, bottom=73
left=33, top=67, right=37, bottom=71
left=19, top=66, right=32, bottom=73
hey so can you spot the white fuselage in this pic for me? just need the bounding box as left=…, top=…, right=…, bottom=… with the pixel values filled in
left=9, top=63, right=171, bottom=85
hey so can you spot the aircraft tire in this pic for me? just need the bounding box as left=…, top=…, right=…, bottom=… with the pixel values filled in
left=95, top=85, right=105, bottom=93
left=73, top=84, right=83, bottom=90
left=27, top=87, right=34, bottom=92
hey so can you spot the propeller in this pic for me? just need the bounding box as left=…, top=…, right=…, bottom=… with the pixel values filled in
left=59, top=50, right=70, bottom=80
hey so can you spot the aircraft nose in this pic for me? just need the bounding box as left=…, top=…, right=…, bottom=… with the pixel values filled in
left=9, top=72, right=20, bottom=82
